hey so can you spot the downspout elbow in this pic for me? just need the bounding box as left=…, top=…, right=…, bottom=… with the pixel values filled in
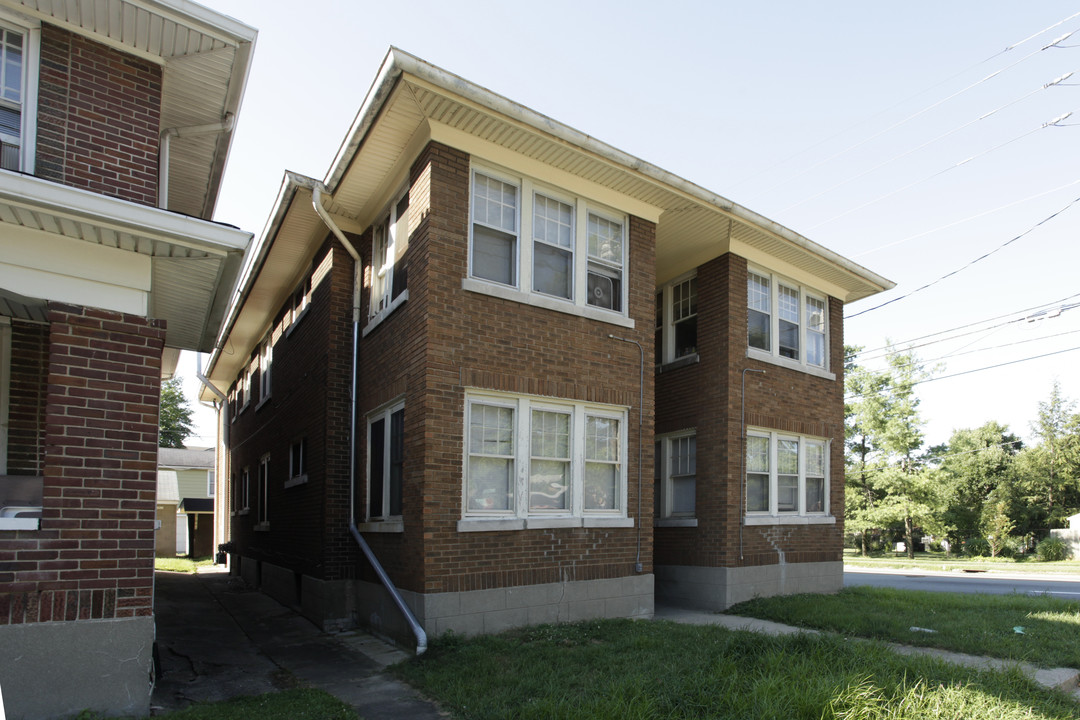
left=158, top=114, right=237, bottom=210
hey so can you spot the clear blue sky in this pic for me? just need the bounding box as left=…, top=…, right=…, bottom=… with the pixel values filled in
left=179, top=0, right=1080, bottom=449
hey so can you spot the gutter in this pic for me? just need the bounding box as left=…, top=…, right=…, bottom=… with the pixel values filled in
left=159, top=114, right=235, bottom=210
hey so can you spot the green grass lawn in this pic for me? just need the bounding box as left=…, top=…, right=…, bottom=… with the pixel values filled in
left=727, top=586, right=1080, bottom=668
left=154, top=556, right=215, bottom=573
left=393, top=619, right=1079, bottom=719
left=844, top=549, right=1080, bottom=575
left=87, top=689, right=356, bottom=719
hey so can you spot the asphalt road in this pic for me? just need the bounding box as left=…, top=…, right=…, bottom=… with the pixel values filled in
left=844, top=568, right=1080, bottom=598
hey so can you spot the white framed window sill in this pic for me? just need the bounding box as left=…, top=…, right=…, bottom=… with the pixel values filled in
left=237, top=508, right=250, bottom=516
left=655, top=517, right=698, bottom=528
left=254, top=521, right=270, bottom=531
left=746, top=347, right=835, bottom=381
left=362, top=290, right=408, bottom=337
left=458, top=516, right=633, bottom=532
left=255, top=396, right=271, bottom=411
left=657, top=354, right=699, bottom=373
left=356, top=519, right=404, bottom=533
left=284, top=475, right=308, bottom=489
left=462, top=278, right=635, bottom=329
left=0, top=517, right=39, bottom=530
left=743, top=515, right=835, bottom=526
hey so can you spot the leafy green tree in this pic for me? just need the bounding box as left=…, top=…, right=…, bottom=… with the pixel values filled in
left=1016, top=381, right=1080, bottom=530
left=844, top=345, right=942, bottom=558
left=159, top=378, right=194, bottom=448
left=936, top=421, right=1021, bottom=543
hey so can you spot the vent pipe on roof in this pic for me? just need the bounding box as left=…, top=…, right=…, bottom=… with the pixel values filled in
left=158, top=113, right=235, bottom=210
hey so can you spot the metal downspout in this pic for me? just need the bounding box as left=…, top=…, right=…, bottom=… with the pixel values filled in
left=310, top=183, right=427, bottom=655
left=158, top=114, right=235, bottom=210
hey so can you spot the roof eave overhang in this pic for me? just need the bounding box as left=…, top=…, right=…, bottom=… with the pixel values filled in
left=0, top=169, right=252, bottom=351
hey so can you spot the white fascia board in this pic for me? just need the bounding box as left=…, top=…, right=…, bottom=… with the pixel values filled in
left=0, top=170, right=252, bottom=254
left=137, top=0, right=258, bottom=46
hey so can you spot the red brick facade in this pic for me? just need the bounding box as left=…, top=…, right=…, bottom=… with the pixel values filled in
left=0, top=304, right=165, bottom=624
left=654, top=253, right=845, bottom=570
left=36, top=25, right=162, bottom=206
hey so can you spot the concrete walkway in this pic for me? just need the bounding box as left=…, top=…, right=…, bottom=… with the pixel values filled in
left=655, top=605, right=1080, bottom=702
left=152, top=568, right=446, bottom=718
left=153, top=567, right=1078, bottom=718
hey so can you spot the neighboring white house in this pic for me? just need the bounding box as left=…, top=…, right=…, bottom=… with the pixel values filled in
left=1050, top=513, right=1080, bottom=559
left=157, top=447, right=216, bottom=557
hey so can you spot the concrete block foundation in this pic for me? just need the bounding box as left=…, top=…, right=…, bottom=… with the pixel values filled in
left=655, top=561, right=842, bottom=610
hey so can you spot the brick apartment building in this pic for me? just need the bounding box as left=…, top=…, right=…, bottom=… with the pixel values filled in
left=0, top=1, right=255, bottom=717
left=202, top=48, right=893, bottom=649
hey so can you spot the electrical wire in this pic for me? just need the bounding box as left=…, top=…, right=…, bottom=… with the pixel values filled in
left=845, top=193, right=1080, bottom=319
left=847, top=292, right=1080, bottom=360
left=856, top=327, right=1080, bottom=374
left=782, top=71, right=1075, bottom=214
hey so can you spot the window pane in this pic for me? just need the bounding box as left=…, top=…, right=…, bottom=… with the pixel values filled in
left=672, top=476, right=695, bottom=514
left=778, top=285, right=799, bottom=322
left=746, top=435, right=769, bottom=473
left=805, top=476, right=825, bottom=513
left=470, top=404, right=514, bottom=456
left=533, top=242, right=572, bottom=298
left=585, top=416, right=620, bottom=462
left=672, top=436, right=695, bottom=476
left=777, top=439, right=799, bottom=474
left=748, top=309, right=770, bottom=351
left=673, top=277, right=697, bottom=321
left=584, top=462, right=616, bottom=510
left=587, top=213, right=623, bottom=265
left=467, top=457, right=512, bottom=511
left=777, top=474, right=798, bottom=512
left=747, top=472, right=768, bottom=512
left=674, top=316, right=697, bottom=358
left=473, top=173, right=517, bottom=232
left=779, top=319, right=799, bottom=359
left=472, top=225, right=516, bottom=286
left=531, top=410, right=570, bottom=459
left=369, top=419, right=384, bottom=518
left=533, top=195, right=573, bottom=248
left=805, top=441, right=825, bottom=476
left=530, top=459, right=569, bottom=510
left=748, top=273, right=770, bottom=312
left=806, top=296, right=825, bottom=332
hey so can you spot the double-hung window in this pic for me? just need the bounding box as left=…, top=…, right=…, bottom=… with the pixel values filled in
left=258, top=339, right=272, bottom=405
left=0, top=14, right=37, bottom=173
left=370, top=190, right=410, bottom=321
left=207, top=470, right=215, bottom=498
left=745, top=429, right=829, bottom=521
left=463, top=391, right=628, bottom=528
left=469, top=166, right=628, bottom=320
left=286, top=438, right=307, bottom=488
left=655, top=432, right=696, bottom=524
left=655, top=274, right=698, bottom=364
left=256, top=454, right=270, bottom=527
left=747, top=269, right=829, bottom=372
left=237, top=467, right=250, bottom=514
left=367, top=401, right=404, bottom=521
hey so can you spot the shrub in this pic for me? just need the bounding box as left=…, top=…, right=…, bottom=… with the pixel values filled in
left=1035, top=536, right=1071, bottom=562
left=961, top=536, right=991, bottom=557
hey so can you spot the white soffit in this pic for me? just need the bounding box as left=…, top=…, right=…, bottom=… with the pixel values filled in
left=1, top=0, right=258, bottom=220
left=327, top=49, right=892, bottom=303
left=0, top=170, right=251, bottom=351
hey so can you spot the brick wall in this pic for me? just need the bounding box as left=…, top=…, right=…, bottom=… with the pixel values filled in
left=36, top=25, right=162, bottom=206
left=6, top=321, right=48, bottom=475
left=226, top=241, right=357, bottom=582
left=654, top=253, right=845, bottom=570
left=0, top=304, right=165, bottom=623
left=410, top=142, right=655, bottom=594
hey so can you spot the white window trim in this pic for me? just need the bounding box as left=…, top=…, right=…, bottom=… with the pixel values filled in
left=655, top=430, right=698, bottom=527
left=0, top=11, right=40, bottom=174
left=236, top=467, right=250, bottom=516
left=255, top=454, right=270, bottom=529
left=256, top=340, right=272, bottom=409
left=746, top=267, right=834, bottom=379
left=458, top=390, right=629, bottom=531
left=744, top=428, right=832, bottom=524
left=465, top=163, right=633, bottom=329
left=207, top=469, right=215, bottom=497
left=656, top=271, right=699, bottom=366
left=362, top=398, right=405, bottom=524
left=365, top=188, right=411, bottom=334
left=285, top=276, right=311, bottom=337
left=285, top=437, right=307, bottom=489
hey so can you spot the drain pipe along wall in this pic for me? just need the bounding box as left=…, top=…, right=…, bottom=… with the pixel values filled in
left=309, top=182, right=428, bottom=655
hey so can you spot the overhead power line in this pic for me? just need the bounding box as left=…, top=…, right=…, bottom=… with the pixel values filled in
left=845, top=193, right=1080, bottom=320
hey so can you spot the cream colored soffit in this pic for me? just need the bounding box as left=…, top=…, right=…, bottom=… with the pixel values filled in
left=0, top=0, right=258, bottom=220
left=201, top=172, right=327, bottom=401
left=323, top=47, right=893, bottom=303
left=0, top=170, right=251, bottom=351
